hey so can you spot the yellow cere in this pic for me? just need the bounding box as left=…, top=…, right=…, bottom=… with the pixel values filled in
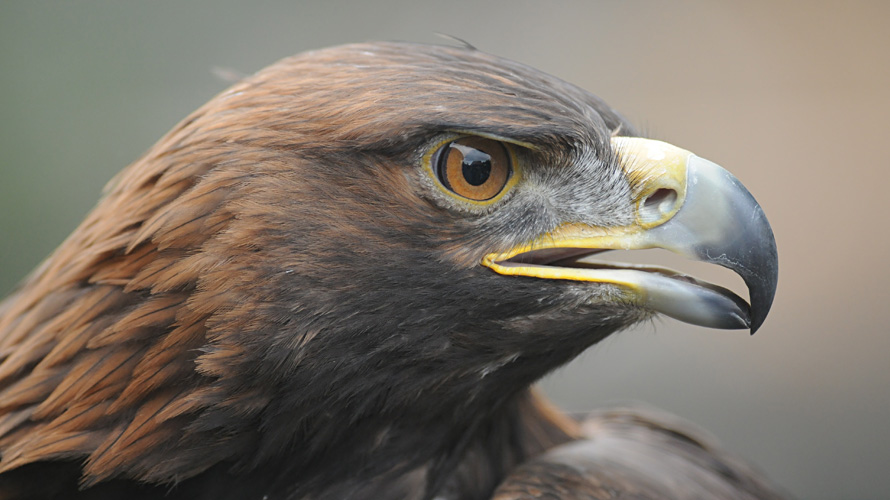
left=610, top=137, right=690, bottom=229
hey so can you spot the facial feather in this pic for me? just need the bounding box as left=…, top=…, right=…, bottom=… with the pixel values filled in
left=0, top=41, right=649, bottom=497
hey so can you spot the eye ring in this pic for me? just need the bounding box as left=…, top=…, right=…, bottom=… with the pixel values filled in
left=431, top=136, right=513, bottom=202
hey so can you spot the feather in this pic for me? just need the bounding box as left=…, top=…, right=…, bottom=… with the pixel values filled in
left=0, top=42, right=784, bottom=499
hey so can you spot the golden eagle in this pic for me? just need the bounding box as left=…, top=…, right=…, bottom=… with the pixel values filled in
left=0, top=42, right=782, bottom=499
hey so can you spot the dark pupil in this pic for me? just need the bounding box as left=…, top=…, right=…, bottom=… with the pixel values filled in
left=460, top=148, right=492, bottom=186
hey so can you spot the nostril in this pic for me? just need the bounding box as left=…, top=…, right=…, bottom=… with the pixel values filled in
left=640, top=188, right=679, bottom=224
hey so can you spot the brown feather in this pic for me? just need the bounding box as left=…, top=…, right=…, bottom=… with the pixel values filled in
left=0, top=41, right=784, bottom=499
left=492, top=409, right=788, bottom=500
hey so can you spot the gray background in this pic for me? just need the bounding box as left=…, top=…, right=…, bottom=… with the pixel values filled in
left=1, top=2, right=887, bottom=498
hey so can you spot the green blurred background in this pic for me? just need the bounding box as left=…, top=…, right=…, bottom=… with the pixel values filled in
left=1, top=1, right=888, bottom=498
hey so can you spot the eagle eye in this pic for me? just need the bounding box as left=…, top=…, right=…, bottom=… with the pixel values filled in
left=433, top=137, right=512, bottom=202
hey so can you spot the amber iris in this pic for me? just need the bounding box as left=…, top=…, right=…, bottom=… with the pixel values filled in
left=434, top=137, right=511, bottom=201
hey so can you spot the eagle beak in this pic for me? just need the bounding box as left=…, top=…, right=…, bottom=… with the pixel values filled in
left=481, top=137, right=778, bottom=333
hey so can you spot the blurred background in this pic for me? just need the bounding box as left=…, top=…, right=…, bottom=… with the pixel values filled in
left=1, top=1, right=887, bottom=498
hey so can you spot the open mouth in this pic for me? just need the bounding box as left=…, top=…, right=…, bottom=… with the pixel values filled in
left=501, top=247, right=745, bottom=299
left=483, top=246, right=753, bottom=331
